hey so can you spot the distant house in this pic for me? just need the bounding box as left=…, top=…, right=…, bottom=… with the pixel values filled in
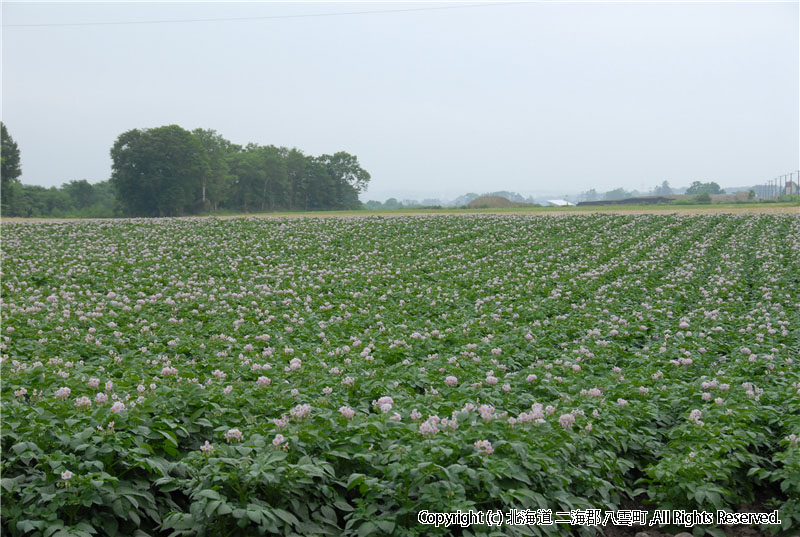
left=546, top=200, right=575, bottom=207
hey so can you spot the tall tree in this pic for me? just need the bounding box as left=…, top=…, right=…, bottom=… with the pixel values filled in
left=1, top=122, right=22, bottom=214
left=256, top=145, right=289, bottom=211
left=110, top=125, right=209, bottom=217
left=191, top=128, right=239, bottom=212
left=604, top=187, right=632, bottom=201
left=652, top=180, right=673, bottom=196
left=63, top=179, right=96, bottom=209
left=685, top=181, right=724, bottom=195
left=318, top=152, right=370, bottom=193
left=285, top=149, right=310, bottom=210
left=227, top=148, right=266, bottom=212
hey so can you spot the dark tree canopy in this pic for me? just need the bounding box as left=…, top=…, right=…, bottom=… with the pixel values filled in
left=1, top=122, right=23, bottom=214
left=4, top=123, right=371, bottom=217
left=686, top=181, right=724, bottom=195
left=111, top=125, right=210, bottom=217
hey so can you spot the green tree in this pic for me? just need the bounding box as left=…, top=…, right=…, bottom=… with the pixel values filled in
left=63, top=179, right=96, bottom=210
left=582, top=189, right=599, bottom=201
left=685, top=181, right=724, bottom=195
left=318, top=152, right=370, bottom=193
left=254, top=145, right=289, bottom=211
left=110, top=125, right=209, bottom=217
left=1, top=122, right=23, bottom=215
left=604, top=188, right=632, bottom=201
left=285, top=149, right=310, bottom=210
left=317, top=152, right=367, bottom=209
left=227, top=149, right=265, bottom=212
left=653, top=180, right=673, bottom=196
left=191, top=129, right=239, bottom=212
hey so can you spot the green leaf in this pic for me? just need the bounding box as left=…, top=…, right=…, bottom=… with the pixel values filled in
left=346, top=473, right=365, bottom=490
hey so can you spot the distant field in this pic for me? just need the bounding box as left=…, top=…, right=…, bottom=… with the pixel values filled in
left=219, top=202, right=797, bottom=218
left=3, top=201, right=797, bottom=223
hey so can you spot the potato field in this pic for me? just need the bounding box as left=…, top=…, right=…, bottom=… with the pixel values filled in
left=1, top=214, right=798, bottom=536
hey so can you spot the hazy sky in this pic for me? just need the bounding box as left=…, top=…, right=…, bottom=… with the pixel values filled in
left=2, top=1, right=798, bottom=201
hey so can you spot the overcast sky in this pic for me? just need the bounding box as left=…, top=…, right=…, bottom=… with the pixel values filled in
left=2, top=1, right=798, bottom=201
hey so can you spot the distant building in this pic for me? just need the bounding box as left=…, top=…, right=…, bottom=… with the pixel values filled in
left=546, top=200, right=575, bottom=207
left=786, top=180, right=799, bottom=196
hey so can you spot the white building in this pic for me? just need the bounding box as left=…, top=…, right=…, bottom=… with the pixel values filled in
left=546, top=199, right=575, bottom=207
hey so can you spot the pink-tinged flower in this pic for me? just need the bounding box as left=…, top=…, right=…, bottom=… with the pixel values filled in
left=558, top=413, right=575, bottom=429
left=290, top=404, right=312, bottom=419
left=290, top=388, right=299, bottom=397
left=61, top=470, right=73, bottom=480
left=224, top=428, right=244, bottom=443
left=273, top=415, right=289, bottom=428
left=161, top=366, right=178, bottom=376
left=14, top=388, right=27, bottom=398
left=223, top=385, right=233, bottom=395
left=410, top=408, right=422, bottom=420
left=701, top=392, right=711, bottom=401
left=256, top=376, right=271, bottom=387
left=339, top=406, right=355, bottom=419
left=526, top=374, right=537, bottom=383
left=74, top=396, right=92, bottom=408
left=616, top=398, right=628, bottom=407
left=639, top=386, right=649, bottom=395
left=54, top=387, right=71, bottom=399
left=679, top=321, right=690, bottom=330
left=445, top=376, right=458, bottom=386
left=502, top=383, right=511, bottom=392
left=105, top=381, right=114, bottom=391
left=379, top=403, right=392, bottom=413
left=110, top=401, right=126, bottom=413
left=418, top=419, right=439, bottom=436
left=200, top=441, right=214, bottom=455
left=88, top=378, right=100, bottom=389
left=478, top=404, right=495, bottom=420
left=390, top=412, right=402, bottom=421
left=95, top=392, right=108, bottom=404
left=376, top=396, right=394, bottom=407
left=585, top=423, right=593, bottom=432
left=688, top=409, right=704, bottom=426
left=322, top=387, right=333, bottom=395
left=473, top=439, right=494, bottom=455
left=287, top=358, right=302, bottom=371
left=272, top=433, right=286, bottom=447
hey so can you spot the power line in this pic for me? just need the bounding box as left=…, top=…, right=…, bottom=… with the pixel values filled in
left=3, top=2, right=524, bottom=28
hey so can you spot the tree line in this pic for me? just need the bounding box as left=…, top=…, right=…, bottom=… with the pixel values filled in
left=1, top=123, right=370, bottom=217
